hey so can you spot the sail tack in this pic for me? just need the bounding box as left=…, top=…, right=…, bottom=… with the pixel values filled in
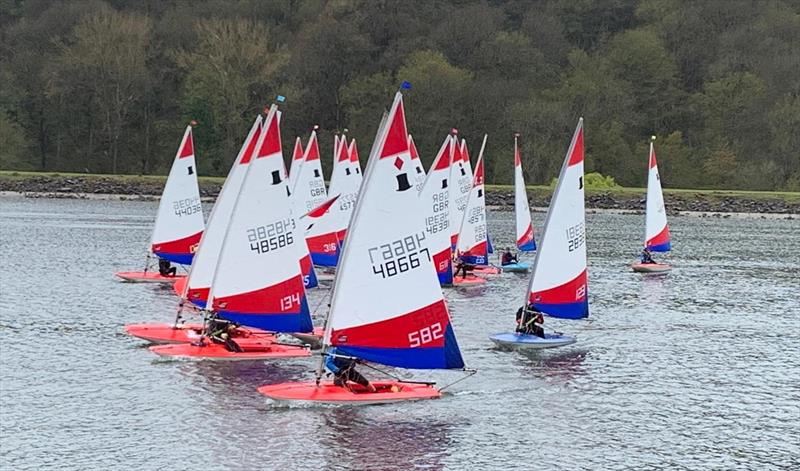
left=527, top=119, right=588, bottom=320
left=325, top=92, right=464, bottom=369
left=150, top=125, right=205, bottom=265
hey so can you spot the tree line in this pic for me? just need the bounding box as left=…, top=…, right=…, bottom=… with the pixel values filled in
left=1, top=0, right=798, bottom=190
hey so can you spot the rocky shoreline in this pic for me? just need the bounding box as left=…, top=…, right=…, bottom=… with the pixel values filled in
left=1, top=174, right=798, bottom=215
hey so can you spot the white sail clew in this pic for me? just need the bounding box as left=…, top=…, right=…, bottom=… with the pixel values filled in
left=184, top=116, right=262, bottom=306
left=456, top=136, right=489, bottom=265
left=526, top=119, right=588, bottom=320
left=644, top=141, right=671, bottom=252
left=324, top=91, right=464, bottom=369
left=419, top=134, right=455, bottom=285
left=514, top=135, right=536, bottom=251
left=150, top=125, right=205, bottom=265
left=207, top=105, right=312, bottom=332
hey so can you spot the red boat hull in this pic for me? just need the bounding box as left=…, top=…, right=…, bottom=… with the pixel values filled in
left=451, top=275, right=487, bottom=286
left=124, top=323, right=276, bottom=344
left=472, top=266, right=501, bottom=275
left=257, top=380, right=442, bottom=405
left=149, top=338, right=310, bottom=360
left=631, top=263, right=672, bottom=273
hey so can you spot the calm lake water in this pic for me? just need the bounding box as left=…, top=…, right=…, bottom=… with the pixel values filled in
left=1, top=195, right=798, bottom=470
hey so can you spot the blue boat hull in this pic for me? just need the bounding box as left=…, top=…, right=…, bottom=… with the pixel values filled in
left=489, top=332, right=576, bottom=349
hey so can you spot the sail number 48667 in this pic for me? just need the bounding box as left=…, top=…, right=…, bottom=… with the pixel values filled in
left=408, top=322, right=443, bottom=348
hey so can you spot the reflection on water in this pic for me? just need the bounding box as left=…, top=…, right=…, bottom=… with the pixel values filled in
left=1, top=195, right=799, bottom=470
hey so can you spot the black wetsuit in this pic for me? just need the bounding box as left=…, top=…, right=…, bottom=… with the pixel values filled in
left=207, top=319, right=243, bottom=352
left=326, top=353, right=370, bottom=388
left=516, top=306, right=545, bottom=338
left=158, top=259, right=177, bottom=276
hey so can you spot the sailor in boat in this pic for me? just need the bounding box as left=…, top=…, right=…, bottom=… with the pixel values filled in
left=453, top=252, right=475, bottom=279
left=204, top=317, right=243, bottom=352
left=515, top=305, right=545, bottom=338
left=500, top=247, right=518, bottom=266
left=158, top=258, right=177, bottom=277
left=640, top=248, right=656, bottom=265
left=325, top=348, right=377, bottom=393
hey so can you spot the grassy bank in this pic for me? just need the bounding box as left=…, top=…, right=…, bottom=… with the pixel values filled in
left=2, top=170, right=798, bottom=202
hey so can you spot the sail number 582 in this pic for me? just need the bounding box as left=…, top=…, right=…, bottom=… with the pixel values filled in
left=408, top=323, right=443, bottom=348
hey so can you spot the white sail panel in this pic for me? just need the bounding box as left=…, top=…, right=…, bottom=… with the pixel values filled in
left=645, top=142, right=671, bottom=251
left=514, top=135, right=536, bottom=251
left=185, top=116, right=262, bottom=306
left=208, top=106, right=312, bottom=332
left=527, top=119, right=588, bottom=319
left=150, top=125, right=205, bottom=265
left=325, top=92, right=463, bottom=370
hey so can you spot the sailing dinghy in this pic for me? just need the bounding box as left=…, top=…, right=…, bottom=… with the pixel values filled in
left=149, top=104, right=312, bottom=359
left=419, top=132, right=484, bottom=286
left=490, top=119, right=588, bottom=349
left=631, top=138, right=672, bottom=273
left=116, top=124, right=204, bottom=283
left=455, top=137, right=501, bottom=276
left=258, top=91, right=468, bottom=404
left=501, top=134, right=536, bottom=274
left=293, top=131, right=340, bottom=267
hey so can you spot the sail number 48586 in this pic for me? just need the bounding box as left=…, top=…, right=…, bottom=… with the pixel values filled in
left=408, top=322, right=443, bottom=348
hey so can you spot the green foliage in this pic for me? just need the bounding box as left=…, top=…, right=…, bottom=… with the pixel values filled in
left=550, top=171, right=621, bottom=189
left=0, top=0, right=797, bottom=190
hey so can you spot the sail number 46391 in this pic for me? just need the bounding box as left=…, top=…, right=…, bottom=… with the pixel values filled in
left=408, top=322, right=443, bottom=348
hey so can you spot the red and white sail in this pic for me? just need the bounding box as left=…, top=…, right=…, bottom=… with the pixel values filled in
left=449, top=137, right=473, bottom=248
left=305, top=133, right=360, bottom=257
left=208, top=105, right=312, bottom=332
left=350, top=138, right=363, bottom=181
left=184, top=116, right=262, bottom=306
left=514, top=135, right=536, bottom=251
left=408, top=135, right=427, bottom=192
left=526, top=119, right=588, bottom=319
left=644, top=141, right=671, bottom=252
left=420, top=134, right=455, bottom=285
left=287, top=136, right=304, bottom=192
left=324, top=92, right=464, bottom=369
left=292, top=131, right=338, bottom=266
left=456, top=136, right=489, bottom=265
left=150, top=125, right=205, bottom=265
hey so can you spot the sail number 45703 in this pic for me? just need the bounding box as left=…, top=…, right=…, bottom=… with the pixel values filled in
left=408, top=322, right=443, bottom=348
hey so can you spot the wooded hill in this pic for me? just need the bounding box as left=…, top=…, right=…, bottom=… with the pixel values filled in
left=1, top=0, right=798, bottom=190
